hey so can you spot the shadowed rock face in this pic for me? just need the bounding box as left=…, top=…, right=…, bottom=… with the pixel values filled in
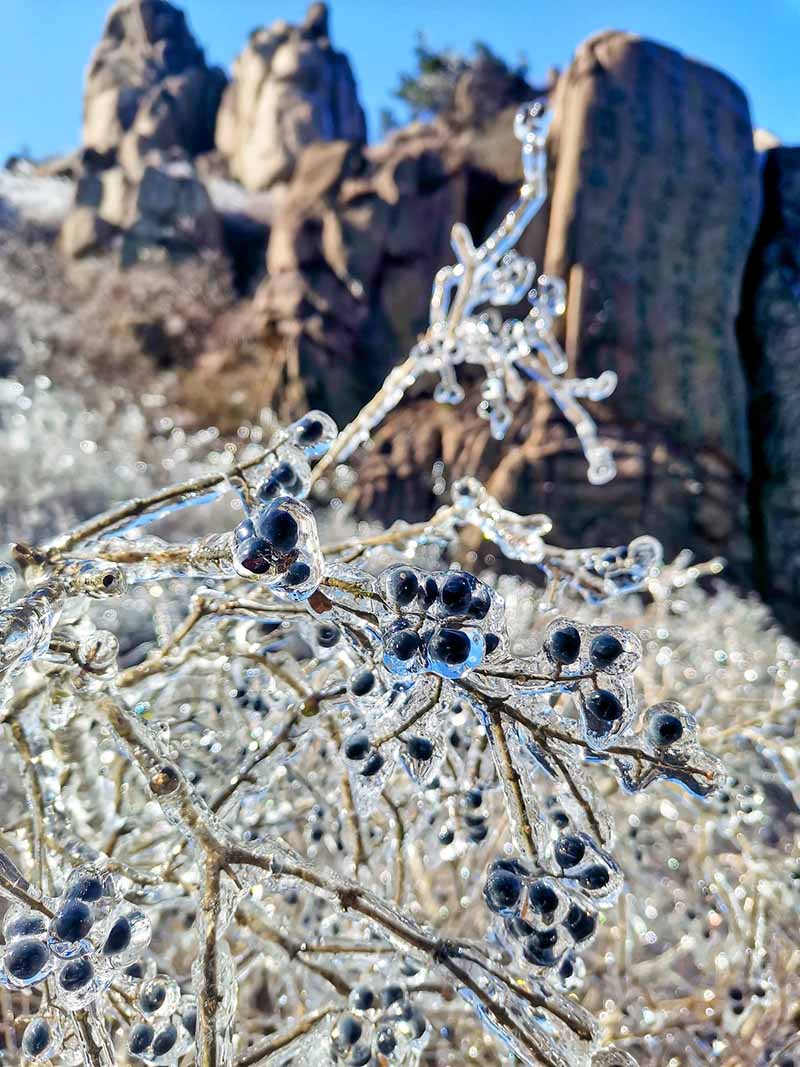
left=83, top=0, right=226, bottom=168
left=215, top=2, right=367, bottom=191
left=739, top=147, right=800, bottom=633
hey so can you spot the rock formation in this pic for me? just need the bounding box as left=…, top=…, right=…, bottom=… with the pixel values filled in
left=61, top=0, right=226, bottom=261
left=83, top=0, right=226, bottom=170
left=739, top=147, right=800, bottom=632
left=215, top=2, right=367, bottom=190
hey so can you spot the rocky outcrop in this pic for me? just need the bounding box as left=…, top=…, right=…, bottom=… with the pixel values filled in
left=215, top=3, right=366, bottom=191
left=83, top=0, right=226, bottom=171
left=60, top=0, right=225, bottom=261
left=739, top=147, right=800, bottom=632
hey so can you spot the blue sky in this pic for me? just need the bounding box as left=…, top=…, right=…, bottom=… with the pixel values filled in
left=1, top=0, right=798, bottom=161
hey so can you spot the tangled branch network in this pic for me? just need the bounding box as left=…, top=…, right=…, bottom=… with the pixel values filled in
left=0, top=101, right=780, bottom=1067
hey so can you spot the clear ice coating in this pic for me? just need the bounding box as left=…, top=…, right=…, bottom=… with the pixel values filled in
left=0, top=583, right=66, bottom=679
left=0, top=100, right=765, bottom=1067
left=231, top=496, right=323, bottom=600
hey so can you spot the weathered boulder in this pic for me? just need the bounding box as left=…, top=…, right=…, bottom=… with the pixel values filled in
left=83, top=0, right=226, bottom=168
left=739, top=147, right=800, bottom=632
left=535, top=30, right=761, bottom=569
left=121, top=162, right=223, bottom=263
left=215, top=2, right=366, bottom=191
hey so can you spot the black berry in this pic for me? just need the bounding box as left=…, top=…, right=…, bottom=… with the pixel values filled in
left=334, top=1014, right=362, bottom=1048
left=351, top=986, right=374, bottom=1011
left=360, top=752, right=385, bottom=777
left=440, top=573, right=473, bottom=614
left=376, top=1027, right=397, bottom=1055
left=296, top=416, right=324, bottom=445
left=258, top=508, right=299, bottom=553
left=103, top=916, right=132, bottom=956
left=564, top=904, right=596, bottom=942
left=528, top=880, right=560, bottom=915
left=66, top=875, right=104, bottom=902
left=5, top=939, right=48, bottom=984
left=237, top=537, right=271, bottom=575
left=522, top=928, right=560, bottom=966
left=59, top=957, right=94, bottom=992
left=129, top=1023, right=154, bottom=1055
left=429, top=628, right=471, bottom=666
left=385, top=629, right=421, bottom=662
left=152, top=1025, right=178, bottom=1056
left=381, top=984, right=404, bottom=1007
left=585, top=689, right=624, bottom=723
left=344, top=733, right=370, bottom=761
left=349, top=669, right=375, bottom=696
left=387, top=568, right=419, bottom=607
left=285, top=561, right=311, bottom=586
left=483, top=869, right=522, bottom=913
left=54, top=899, right=93, bottom=943
left=406, top=736, right=434, bottom=761
left=554, top=835, right=586, bottom=870
left=22, top=1018, right=51, bottom=1057
left=140, top=982, right=167, bottom=1014
left=547, top=625, right=581, bottom=665
left=580, top=864, right=610, bottom=891
left=316, top=623, right=341, bottom=648
left=5, top=913, right=46, bottom=938
left=649, top=711, right=684, bottom=746
left=589, top=633, right=624, bottom=669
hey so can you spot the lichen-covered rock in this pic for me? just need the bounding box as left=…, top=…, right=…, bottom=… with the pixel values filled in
left=214, top=2, right=366, bottom=191
left=83, top=0, right=226, bottom=167
left=739, top=147, right=800, bottom=632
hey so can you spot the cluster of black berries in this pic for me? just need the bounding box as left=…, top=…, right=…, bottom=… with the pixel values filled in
left=330, top=983, right=428, bottom=1066
left=307, top=802, right=345, bottom=852
left=232, top=497, right=322, bottom=601
left=378, top=566, right=502, bottom=681
left=0, top=866, right=150, bottom=1012
left=578, top=536, right=662, bottom=602
left=256, top=451, right=309, bottom=503
left=541, top=617, right=642, bottom=744
left=483, top=833, right=620, bottom=973
left=438, top=785, right=490, bottom=847
left=127, top=975, right=197, bottom=1064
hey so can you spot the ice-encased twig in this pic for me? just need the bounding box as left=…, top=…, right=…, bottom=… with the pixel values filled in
left=312, top=99, right=618, bottom=487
